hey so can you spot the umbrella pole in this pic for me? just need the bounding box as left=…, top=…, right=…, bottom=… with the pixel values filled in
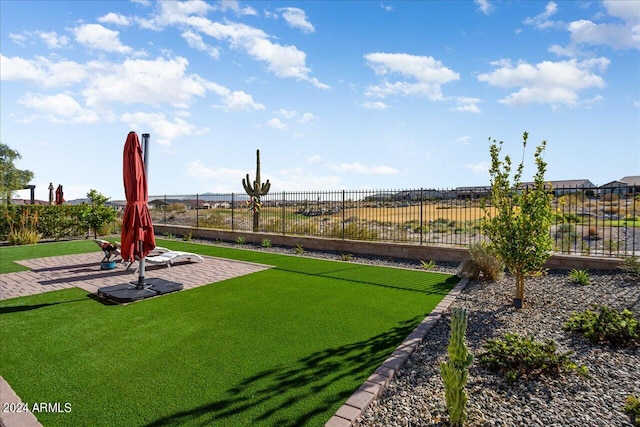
left=136, top=133, right=151, bottom=289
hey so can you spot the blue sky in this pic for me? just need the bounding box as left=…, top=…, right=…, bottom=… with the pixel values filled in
left=1, top=0, right=638, bottom=201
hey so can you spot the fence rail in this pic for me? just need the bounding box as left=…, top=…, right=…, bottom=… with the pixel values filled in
left=149, top=186, right=639, bottom=258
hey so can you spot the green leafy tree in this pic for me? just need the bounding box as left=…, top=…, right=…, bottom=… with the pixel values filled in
left=482, top=132, right=553, bottom=308
left=82, top=189, right=116, bottom=238
left=0, top=143, right=34, bottom=204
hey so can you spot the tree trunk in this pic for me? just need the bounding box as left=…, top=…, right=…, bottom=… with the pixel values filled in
left=252, top=212, right=259, bottom=232
left=514, top=272, right=525, bottom=308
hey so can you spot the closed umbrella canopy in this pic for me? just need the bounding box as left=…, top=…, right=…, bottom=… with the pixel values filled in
left=55, top=185, right=64, bottom=205
left=120, top=131, right=155, bottom=262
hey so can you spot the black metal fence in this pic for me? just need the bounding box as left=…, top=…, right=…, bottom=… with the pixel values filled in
left=149, top=186, right=639, bottom=257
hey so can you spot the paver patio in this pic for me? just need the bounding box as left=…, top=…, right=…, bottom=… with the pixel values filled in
left=0, top=252, right=271, bottom=301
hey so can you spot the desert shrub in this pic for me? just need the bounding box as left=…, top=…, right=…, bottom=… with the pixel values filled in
left=568, top=268, right=590, bottom=285
left=604, top=239, right=620, bottom=253
left=199, top=213, right=229, bottom=229
left=479, top=333, right=587, bottom=382
left=564, top=305, right=639, bottom=347
left=167, top=203, right=187, bottom=213
left=262, top=218, right=282, bottom=233
left=468, top=242, right=504, bottom=281
left=294, top=244, right=304, bottom=255
left=6, top=208, right=40, bottom=245
left=261, top=239, right=272, bottom=248
left=602, top=193, right=620, bottom=202
left=623, top=395, right=640, bottom=426
left=587, top=226, right=599, bottom=238
left=162, top=232, right=173, bottom=240
left=420, top=260, right=436, bottom=270
left=457, top=259, right=481, bottom=280
left=620, top=256, right=640, bottom=278
left=235, top=236, right=246, bottom=245
left=182, top=232, right=192, bottom=242
left=330, top=221, right=378, bottom=240
left=341, top=253, right=353, bottom=261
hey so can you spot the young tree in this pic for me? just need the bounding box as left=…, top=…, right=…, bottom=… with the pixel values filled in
left=82, top=189, right=116, bottom=238
left=482, top=132, right=554, bottom=308
left=0, top=143, right=34, bottom=204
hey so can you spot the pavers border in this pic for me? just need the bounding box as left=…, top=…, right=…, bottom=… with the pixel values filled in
left=324, top=277, right=469, bottom=427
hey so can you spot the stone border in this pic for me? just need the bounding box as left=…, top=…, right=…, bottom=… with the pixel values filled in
left=0, top=376, right=42, bottom=427
left=324, top=278, right=469, bottom=427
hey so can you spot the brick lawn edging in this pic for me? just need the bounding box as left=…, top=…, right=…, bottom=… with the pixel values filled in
left=324, top=278, right=470, bottom=427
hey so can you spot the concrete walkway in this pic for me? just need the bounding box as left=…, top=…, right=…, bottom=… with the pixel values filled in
left=0, top=252, right=271, bottom=427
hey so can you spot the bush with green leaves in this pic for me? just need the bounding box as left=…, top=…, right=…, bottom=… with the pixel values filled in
left=261, top=239, right=272, bottom=248
left=623, top=395, right=640, bottom=426
left=81, top=190, right=117, bottom=239
left=468, top=241, right=504, bottom=281
left=620, top=256, right=640, bottom=279
left=235, top=236, right=246, bottom=245
left=294, top=244, right=304, bottom=255
left=479, top=333, right=587, bottom=382
left=564, top=305, right=639, bottom=347
left=568, top=268, right=590, bottom=285
left=341, top=253, right=353, bottom=261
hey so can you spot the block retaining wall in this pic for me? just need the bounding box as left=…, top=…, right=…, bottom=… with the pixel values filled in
left=155, top=225, right=622, bottom=271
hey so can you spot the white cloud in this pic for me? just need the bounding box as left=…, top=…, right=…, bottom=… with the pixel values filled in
left=568, top=19, right=639, bottom=50
left=523, top=2, right=562, bottom=30
left=82, top=57, right=208, bottom=109
left=98, top=12, right=132, bottom=26
left=182, top=30, right=220, bottom=58
left=185, top=159, right=246, bottom=183
left=217, top=0, right=257, bottom=16
left=150, top=3, right=328, bottom=89
left=279, top=7, right=315, bottom=33
left=327, top=162, right=399, bottom=175
left=266, top=118, right=287, bottom=130
left=454, top=136, right=471, bottom=144
left=364, top=53, right=459, bottom=101
left=380, top=4, right=394, bottom=12
left=361, top=101, right=389, bottom=110
left=0, top=55, right=89, bottom=87
left=465, top=162, right=490, bottom=174
left=477, top=58, right=609, bottom=107
left=37, top=31, right=69, bottom=49
left=17, top=92, right=99, bottom=124
left=72, top=24, right=133, bottom=54
left=307, top=155, right=321, bottom=164
left=474, top=0, right=493, bottom=15
left=121, top=111, right=209, bottom=146
left=275, top=108, right=298, bottom=119
left=298, top=112, right=316, bottom=124
left=218, top=90, right=265, bottom=111
left=9, top=33, right=28, bottom=47
left=450, top=97, right=482, bottom=113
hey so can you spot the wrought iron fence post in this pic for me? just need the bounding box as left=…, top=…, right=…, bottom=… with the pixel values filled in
left=282, top=191, right=286, bottom=235
left=342, top=190, right=346, bottom=239
left=420, top=188, right=424, bottom=245
left=163, top=195, right=166, bottom=224
left=196, top=193, right=199, bottom=228
left=231, top=193, right=235, bottom=231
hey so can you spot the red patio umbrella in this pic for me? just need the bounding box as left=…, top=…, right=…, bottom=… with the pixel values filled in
left=120, top=131, right=156, bottom=268
left=55, top=185, right=65, bottom=205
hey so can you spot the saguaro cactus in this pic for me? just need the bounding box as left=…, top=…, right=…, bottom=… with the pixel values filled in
left=242, top=149, right=271, bottom=232
left=440, top=307, right=473, bottom=427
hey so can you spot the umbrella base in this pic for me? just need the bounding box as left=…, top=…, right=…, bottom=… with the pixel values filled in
left=97, top=278, right=183, bottom=303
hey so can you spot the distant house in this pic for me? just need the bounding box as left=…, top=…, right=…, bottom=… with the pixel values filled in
left=520, top=179, right=596, bottom=195
left=455, top=186, right=492, bottom=199
left=600, top=176, right=640, bottom=196
left=149, top=199, right=169, bottom=209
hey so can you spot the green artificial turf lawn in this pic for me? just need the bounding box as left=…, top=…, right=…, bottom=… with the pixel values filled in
left=0, top=239, right=458, bottom=426
left=0, top=240, right=98, bottom=273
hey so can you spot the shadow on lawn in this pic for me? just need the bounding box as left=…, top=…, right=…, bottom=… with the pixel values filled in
left=274, top=264, right=458, bottom=296
left=0, top=298, right=88, bottom=314
left=145, top=317, right=422, bottom=427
